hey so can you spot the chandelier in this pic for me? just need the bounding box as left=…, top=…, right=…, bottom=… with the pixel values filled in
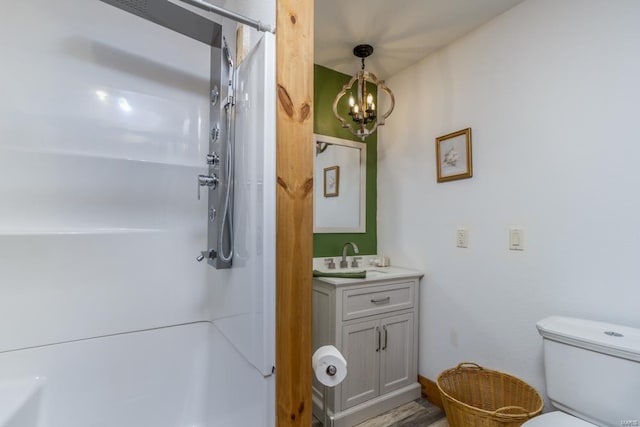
left=332, top=44, right=395, bottom=140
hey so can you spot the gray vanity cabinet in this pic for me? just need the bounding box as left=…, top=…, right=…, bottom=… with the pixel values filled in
left=312, top=270, right=422, bottom=427
left=341, top=312, right=414, bottom=409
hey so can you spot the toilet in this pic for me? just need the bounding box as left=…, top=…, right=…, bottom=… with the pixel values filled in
left=523, top=316, right=640, bottom=426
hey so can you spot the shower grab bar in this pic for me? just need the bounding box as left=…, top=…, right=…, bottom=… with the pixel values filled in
left=177, top=0, right=275, bottom=33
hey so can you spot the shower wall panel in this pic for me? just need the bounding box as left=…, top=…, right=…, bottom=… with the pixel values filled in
left=0, top=0, right=211, bottom=350
left=0, top=0, right=276, bottom=425
left=207, top=33, right=276, bottom=377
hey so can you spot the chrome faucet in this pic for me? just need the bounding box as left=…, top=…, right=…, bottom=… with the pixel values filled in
left=340, top=242, right=360, bottom=268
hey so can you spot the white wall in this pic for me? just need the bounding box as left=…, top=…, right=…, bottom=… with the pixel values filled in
left=377, top=0, right=640, bottom=398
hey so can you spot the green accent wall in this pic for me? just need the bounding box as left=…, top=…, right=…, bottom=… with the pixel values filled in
left=313, top=64, right=377, bottom=257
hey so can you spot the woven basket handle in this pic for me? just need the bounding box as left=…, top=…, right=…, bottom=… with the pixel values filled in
left=455, top=362, right=483, bottom=370
left=491, top=405, right=535, bottom=417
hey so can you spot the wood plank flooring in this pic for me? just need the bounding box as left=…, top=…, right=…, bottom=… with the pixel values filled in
left=312, top=398, right=446, bottom=427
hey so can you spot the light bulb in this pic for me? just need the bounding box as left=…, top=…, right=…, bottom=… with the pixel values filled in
left=366, top=93, right=373, bottom=105
left=348, top=96, right=355, bottom=107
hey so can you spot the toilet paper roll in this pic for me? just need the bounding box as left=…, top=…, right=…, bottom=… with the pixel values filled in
left=312, top=345, right=347, bottom=387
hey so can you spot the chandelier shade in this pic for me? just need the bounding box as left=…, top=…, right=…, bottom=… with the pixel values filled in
left=332, top=44, right=395, bottom=140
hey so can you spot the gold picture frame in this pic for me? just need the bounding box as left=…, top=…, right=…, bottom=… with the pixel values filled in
left=436, top=127, right=473, bottom=183
left=323, top=165, right=340, bottom=197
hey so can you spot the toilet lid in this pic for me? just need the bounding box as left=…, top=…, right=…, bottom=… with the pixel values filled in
left=523, top=411, right=596, bottom=427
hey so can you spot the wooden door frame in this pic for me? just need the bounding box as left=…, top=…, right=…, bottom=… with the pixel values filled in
left=275, top=0, right=314, bottom=425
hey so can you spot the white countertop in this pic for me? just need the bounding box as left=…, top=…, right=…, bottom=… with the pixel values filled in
left=313, top=265, right=424, bottom=286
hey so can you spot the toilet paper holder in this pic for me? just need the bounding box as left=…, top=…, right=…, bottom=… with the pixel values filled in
left=313, top=345, right=347, bottom=427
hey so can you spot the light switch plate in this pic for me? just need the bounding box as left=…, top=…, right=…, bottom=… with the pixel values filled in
left=456, top=228, right=468, bottom=248
left=509, top=228, right=524, bottom=251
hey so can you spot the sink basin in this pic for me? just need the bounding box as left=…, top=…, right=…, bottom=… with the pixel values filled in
left=363, top=269, right=388, bottom=277
left=327, top=268, right=387, bottom=273
left=312, top=265, right=423, bottom=286
left=313, top=268, right=389, bottom=278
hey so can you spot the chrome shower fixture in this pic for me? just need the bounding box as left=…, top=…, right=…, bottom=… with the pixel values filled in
left=99, top=0, right=222, bottom=47
left=195, top=34, right=236, bottom=269
left=99, top=0, right=242, bottom=269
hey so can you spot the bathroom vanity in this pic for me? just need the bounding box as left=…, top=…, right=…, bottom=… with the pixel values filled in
left=312, top=266, right=423, bottom=427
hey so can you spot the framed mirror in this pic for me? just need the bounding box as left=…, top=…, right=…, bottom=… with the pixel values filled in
left=313, top=134, right=366, bottom=233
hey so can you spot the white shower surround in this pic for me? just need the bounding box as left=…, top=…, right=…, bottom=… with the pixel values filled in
left=0, top=0, right=275, bottom=425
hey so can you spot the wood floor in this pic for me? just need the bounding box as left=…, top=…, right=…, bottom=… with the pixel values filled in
left=312, top=398, right=445, bottom=427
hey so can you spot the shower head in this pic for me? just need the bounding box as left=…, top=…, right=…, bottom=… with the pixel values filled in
left=99, top=0, right=222, bottom=47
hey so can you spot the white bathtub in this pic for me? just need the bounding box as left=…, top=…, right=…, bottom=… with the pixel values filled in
left=0, top=322, right=273, bottom=427
left=0, top=377, right=44, bottom=427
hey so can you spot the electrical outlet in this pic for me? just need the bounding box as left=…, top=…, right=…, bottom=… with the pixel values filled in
left=456, top=228, right=468, bottom=248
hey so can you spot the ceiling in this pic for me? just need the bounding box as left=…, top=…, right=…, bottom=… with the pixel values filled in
left=315, top=0, right=527, bottom=78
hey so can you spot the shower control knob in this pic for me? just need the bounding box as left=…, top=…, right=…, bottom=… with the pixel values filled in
left=196, top=249, right=216, bottom=262
left=206, top=153, right=220, bottom=166
left=211, top=86, right=219, bottom=106
left=197, top=174, right=219, bottom=200
left=210, top=125, right=220, bottom=141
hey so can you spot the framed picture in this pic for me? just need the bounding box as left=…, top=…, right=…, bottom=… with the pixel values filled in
left=323, top=165, right=340, bottom=197
left=436, top=127, right=473, bottom=182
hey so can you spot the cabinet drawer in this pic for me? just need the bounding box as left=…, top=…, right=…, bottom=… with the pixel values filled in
left=342, top=282, right=414, bottom=320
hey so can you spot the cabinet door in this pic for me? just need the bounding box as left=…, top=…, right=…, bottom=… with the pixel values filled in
left=379, top=312, right=414, bottom=395
left=341, top=319, right=380, bottom=409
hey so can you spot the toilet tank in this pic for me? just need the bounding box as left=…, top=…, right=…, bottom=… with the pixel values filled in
left=537, top=316, right=640, bottom=426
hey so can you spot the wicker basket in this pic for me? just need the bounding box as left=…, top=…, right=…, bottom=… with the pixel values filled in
left=436, top=363, right=543, bottom=427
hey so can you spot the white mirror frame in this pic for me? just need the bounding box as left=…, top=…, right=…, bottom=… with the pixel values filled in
left=313, top=134, right=367, bottom=233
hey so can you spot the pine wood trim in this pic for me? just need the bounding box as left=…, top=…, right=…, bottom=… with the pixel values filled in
left=275, top=0, right=314, bottom=426
left=418, top=375, right=444, bottom=409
